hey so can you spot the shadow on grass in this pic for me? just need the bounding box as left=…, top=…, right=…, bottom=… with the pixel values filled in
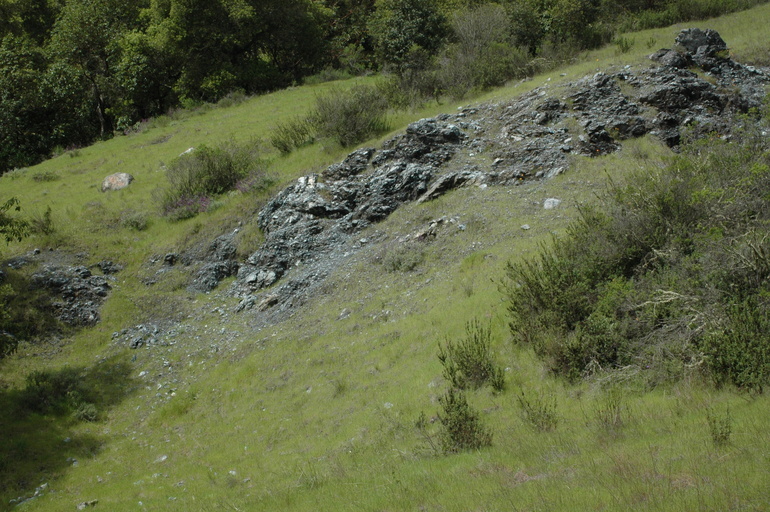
left=0, top=356, right=136, bottom=509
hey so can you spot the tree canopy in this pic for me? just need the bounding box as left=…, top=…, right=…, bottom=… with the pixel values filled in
left=1, top=0, right=765, bottom=174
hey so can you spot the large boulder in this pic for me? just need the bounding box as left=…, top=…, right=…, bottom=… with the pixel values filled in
left=101, top=172, right=134, bottom=192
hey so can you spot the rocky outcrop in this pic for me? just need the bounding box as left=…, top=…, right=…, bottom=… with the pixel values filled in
left=220, top=29, right=767, bottom=314
left=188, top=231, right=240, bottom=293
left=232, top=117, right=466, bottom=302
left=31, top=266, right=111, bottom=326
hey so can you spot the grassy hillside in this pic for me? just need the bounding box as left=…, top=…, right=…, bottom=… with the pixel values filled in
left=2, top=5, right=770, bottom=510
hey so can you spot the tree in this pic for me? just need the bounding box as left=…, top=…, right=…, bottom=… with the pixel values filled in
left=368, top=0, right=448, bottom=72
left=0, top=197, right=28, bottom=244
left=322, top=0, right=377, bottom=72
left=47, top=0, right=141, bottom=136
left=141, top=0, right=330, bottom=102
left=0, top=0, right=62, bottom=44
left=0, top=34, right=51, bottom=173
left=1, top=197, right=29, bottom=359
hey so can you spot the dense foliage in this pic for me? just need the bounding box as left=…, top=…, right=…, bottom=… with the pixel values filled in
left=157, top=141, right=269, bottom=220
left=504, top=112, right=770, bottom=392
left=1, top=0, right=766, bottom=173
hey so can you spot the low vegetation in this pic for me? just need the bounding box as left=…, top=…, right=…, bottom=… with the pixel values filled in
left=504, top=111, right=770, bottom=391
left=437, top=319, right=505, bottom=391
left=157, top=141, right=269, bottom=220
left=0, top=4, right=769, bottom=510
left=271, top=85, right=389, bottom=153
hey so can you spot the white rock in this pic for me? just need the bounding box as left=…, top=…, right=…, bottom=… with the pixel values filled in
left=543, top=198, right=562, bottom=209
left=101, top=172, right=134, bottom=192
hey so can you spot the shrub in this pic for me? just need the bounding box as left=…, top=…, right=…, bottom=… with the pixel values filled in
left=29, top=206, right=55, bottom=235
left=517, top=389, right=558, bottom=431
left=437, top=3, right=532, bottom=99
left=381, top=245, right=424, bottom=272
left=73, top=402, right=98, bottom=422
left=0, top=197, right=28, bottom=244
left=437, top=388, right=492, bottom=453
left=19, top=367, right=103, bottom=423
left=368, top=0, right=448, bottom=72
left=613, top=36, right=635, bottom=54
left=705, top=407, right=732, bottom=446
left=377, top=67, right=440, bottom=110
left=438, top=319, right=504, bottom=391
left=303, top=67, right=354, bottom=85
left=159, top=141, right=266, bottom=219
left=270, top=85, right=390, bottom=153
left=21, top=368, right=82, bottom=413
left=31, top=171, right=60, bottom=182
left=702, top=300, right=770, bottom=393
left=163, top=195, right=211, bottom=222
left=0, top=270, right=59, bottom=351
left=119, top=209, right=149, bottom=231
left=270, top=117, right=315, bottom=154
left=504, top=111, right=770, bottom=387
left=311, top=85, right=389, bottom=147
left=593, top=387, right=627, bottom=434
left=215, top=89, right=248, bottom=109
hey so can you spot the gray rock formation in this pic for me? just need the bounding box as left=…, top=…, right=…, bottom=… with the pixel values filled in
left=209, top=29, right=767, bottom=316
left=188, top=231, right=240, bottom=293
left=31, top=265, right=111, bottom=326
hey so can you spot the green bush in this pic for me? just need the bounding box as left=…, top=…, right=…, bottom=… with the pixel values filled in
left=377, top=67, right=441, bottom=110
left=593, top=387, right=627, bottom=434
left=705, top=407, right=732, bottom=446
left=303, top=67, right=354, bottom=85
left=270, top=85, right=389, bottom=153
left=21, top=368, right=82, bottom=413
left=19, top=367, right=103, bottom=423
left=73, top=402, right=99, bottom=422
left=29, top=206, right=55, bottom=235
left=119, top=209, right=149, bottom=231
left=613, top=36, right=635, bottom=54
left=0, top=197, right=28, bottom=244
left=312, top=85, right=389, bottom=147
left=437, top=3, right=532, bottom=99
left=215, top=89, right=248, bottom=109
left=368, top=0, right=448, bottom=72
left=159, top=141, right=266, bottom=219
left=381, top=245, right=424, bottom=272
left=437, top=388, right=492, bottom=453
left=0, top=270, right=60, bottom=354
left=270, top=117, right=315, bottom=154
left=504, top=111, right=770, bottom=388
left=702, top=300, right=770, bottom=393
left=517, top=389, right=559, bottom=432
left=438, top=319, right=504, bottom=391
left=31, top=171, right=60, bottom=182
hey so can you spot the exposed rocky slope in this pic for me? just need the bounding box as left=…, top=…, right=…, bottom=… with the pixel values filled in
left=211, top=29, right=768, bottom=322
left=12, top=30, right=763, bottom=337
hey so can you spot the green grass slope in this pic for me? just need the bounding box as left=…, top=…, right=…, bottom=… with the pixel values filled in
left=2, top=5, right=770, bottom=511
